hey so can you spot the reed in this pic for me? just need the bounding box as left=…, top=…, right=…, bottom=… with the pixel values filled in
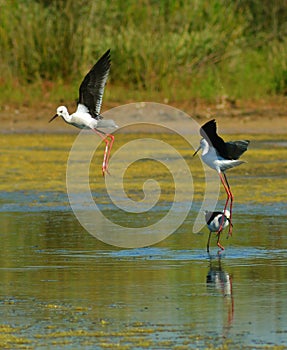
left=0, top=0, right=286, bottom=105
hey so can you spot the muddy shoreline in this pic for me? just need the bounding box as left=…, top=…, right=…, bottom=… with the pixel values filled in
left=1, top=99, right=287, bottom=134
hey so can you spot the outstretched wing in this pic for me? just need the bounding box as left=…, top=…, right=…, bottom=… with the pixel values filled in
left=200, top=119, right=227, bottom=156
left=225, top=140, right=249, bottom=159
left=78, top=49, right=111, bottom=119
left=200, top=119, right=249, bottom=159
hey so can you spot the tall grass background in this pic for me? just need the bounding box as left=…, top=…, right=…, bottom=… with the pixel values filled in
left=0, top=0, right=287, bottom=106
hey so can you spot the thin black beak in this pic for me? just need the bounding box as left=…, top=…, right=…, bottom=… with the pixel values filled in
left=49, top=114, right=58, bottom=123
left=193, top=145, right=201, bottom=157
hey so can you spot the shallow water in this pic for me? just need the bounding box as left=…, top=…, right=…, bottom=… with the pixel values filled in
left=1, top=133, right=287, bottom=349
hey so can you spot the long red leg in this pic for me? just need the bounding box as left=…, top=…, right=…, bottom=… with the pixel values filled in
left=224, top=173, right=234, bottom=236
left=102, top=140, right=110, bottom=175
left=92, top=129, right=111, bottom=176
left=104, top=134, right=115, bottom=173
left=218, top=172, right=232, bottom=233
left=216, top=231, right=225, bottom=251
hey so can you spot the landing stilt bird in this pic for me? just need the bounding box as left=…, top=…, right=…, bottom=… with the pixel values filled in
left=49, top=49, right=117, bottom=175
left=194, top=119, right=249, bottom=236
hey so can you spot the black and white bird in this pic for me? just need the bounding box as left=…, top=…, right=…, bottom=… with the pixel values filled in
left=49, top=49, right=117, bottom=175
left=194, top=119, right=249, bottom=236
left=205, top=210, right=230, bottom=252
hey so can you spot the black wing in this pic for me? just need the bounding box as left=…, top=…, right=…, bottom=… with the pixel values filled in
left=205, top=211, right=223, bottom=225
left=225, top=140, right=250, bottom=159
left=200, top=119, right=227, bottom=157
left=200, top=119, right=249, bottom=159
left=205, top=211, right=231, bottom=225
left=78, top=49, right=111, bottom=119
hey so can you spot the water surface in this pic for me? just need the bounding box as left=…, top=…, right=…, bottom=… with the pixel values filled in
left=0, top=134, right=287, bottom=349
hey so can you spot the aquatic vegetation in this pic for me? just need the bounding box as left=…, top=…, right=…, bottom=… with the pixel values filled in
left=0, top=133, right=286, bottom=206
left=1, top=317, right=283, bottom=349
left=0, top=324, right=32, bottom=349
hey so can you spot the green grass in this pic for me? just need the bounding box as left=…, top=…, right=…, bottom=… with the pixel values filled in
left=0, top=0, right=287, bottom=106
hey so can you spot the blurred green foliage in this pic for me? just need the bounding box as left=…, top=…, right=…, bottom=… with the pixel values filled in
left=0, top=0, right=286, bottom=104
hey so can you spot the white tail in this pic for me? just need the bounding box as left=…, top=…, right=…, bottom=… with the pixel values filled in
left=97, top=119, right=118, bottom=129
left=220, top=160, right=245, bottom=172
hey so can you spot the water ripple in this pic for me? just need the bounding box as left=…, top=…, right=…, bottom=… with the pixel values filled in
left=48, top=246, right=287, bottom=265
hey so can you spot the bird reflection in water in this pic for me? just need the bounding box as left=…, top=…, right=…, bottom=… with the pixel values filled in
left=206, top=257, right=234, bottom=330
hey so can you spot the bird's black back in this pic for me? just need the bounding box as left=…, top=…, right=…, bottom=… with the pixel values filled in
left=205, top=211, right=223, bottom=225
left=200, top=119, right=249, bottom=159
left=78, top=49, right=111, bottom=119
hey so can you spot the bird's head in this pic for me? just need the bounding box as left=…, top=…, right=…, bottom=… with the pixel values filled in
left=193, top=138, right=208, bottom=157
left=49, top=106, right=68, bottom=123
left=223, top=209, right=231, bottom=219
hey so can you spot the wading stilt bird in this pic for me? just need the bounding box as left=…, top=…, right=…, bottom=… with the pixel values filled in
left=49, top=49, right=117, bottom=175
left=205, top=210, right=230, bottom=252
left=193, top=119, right=249, bottom=236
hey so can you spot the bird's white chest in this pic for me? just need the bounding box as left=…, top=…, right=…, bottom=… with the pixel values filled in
left=71, top=113, right=98, bottom=129
left=201, top=147, right=221, bottom=171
